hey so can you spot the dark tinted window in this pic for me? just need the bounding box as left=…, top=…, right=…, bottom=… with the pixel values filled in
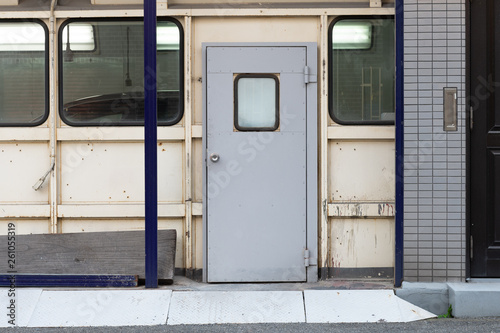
left=329, top=17, right=395, bottom=124
left=59, top=18, right=183, bottom=126
left=0, top=20, right=48, bottom=126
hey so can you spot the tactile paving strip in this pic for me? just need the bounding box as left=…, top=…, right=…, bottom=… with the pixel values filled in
left=167, top=290, right=305, bottom=325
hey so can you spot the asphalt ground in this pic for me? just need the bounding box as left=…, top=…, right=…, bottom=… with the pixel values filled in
left=9, top=318, right=500, bottom=333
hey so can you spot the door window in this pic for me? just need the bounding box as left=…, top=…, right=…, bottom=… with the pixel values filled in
left=234, top=74, right=279, bottom=131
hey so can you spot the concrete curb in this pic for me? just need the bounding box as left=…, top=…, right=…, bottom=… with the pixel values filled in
left=396, top=281, right=500, bottom=318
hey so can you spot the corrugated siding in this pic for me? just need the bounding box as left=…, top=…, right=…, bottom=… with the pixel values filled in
left=403, top=0, right=466, bottom=281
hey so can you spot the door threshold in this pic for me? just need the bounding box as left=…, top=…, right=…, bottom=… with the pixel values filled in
left=169, top=276, right=393, bottom=291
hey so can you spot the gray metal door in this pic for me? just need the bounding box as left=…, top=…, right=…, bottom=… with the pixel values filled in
left=205, top=46, right=311, bottom=282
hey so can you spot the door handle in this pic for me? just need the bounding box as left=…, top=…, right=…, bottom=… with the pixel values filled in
left=210, top=153, right=220, bottom=163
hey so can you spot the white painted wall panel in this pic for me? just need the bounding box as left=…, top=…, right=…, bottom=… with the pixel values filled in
left=0, top=219, right=49, bottom=235
left=60, top=142, right=183, bottom=203
left=0, top=0, right=18, bottom=5
left=0, top=143, right=50, bottom=203
left=329, top=141, right=395, bottom=202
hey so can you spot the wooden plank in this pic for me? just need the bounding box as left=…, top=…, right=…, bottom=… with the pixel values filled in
left=0, top=230, right=176, bottom=282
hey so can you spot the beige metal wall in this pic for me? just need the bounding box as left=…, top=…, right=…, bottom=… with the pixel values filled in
left=0, top=3, right=395, bottom=278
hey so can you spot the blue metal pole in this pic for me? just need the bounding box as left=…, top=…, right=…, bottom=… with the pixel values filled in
left=394, top=0, right=404, bottom=288
left=144, top=0, right=158, bottom=288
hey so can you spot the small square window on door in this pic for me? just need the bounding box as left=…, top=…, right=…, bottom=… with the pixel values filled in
left=234, top=74, right=279, bottom=131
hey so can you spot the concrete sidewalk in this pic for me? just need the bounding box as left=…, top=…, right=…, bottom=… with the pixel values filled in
left=1, top=278, right=436, bottom=327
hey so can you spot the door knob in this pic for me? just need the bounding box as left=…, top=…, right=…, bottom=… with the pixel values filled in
left=210, top=153, right=220, bottom=162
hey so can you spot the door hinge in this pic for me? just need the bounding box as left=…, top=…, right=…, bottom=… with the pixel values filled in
left=304, top=66, right=317, bottom=84
left=470, top=106, right=474, bottom=130
left=470, top=235, right=473, bottom=260
left=304, top=249, right=317, bottom=267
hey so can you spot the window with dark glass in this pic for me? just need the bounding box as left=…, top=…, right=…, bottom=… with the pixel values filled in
left=234, top=74, right=279, bottom=131
left=0, top=20, right=48, bottom=126
left=329, top=17, right=395, bottom=124
left=59, top=18, right=183, bottom=126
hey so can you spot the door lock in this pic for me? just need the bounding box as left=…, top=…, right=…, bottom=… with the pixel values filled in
left=210, top=153, right=220, bottom=163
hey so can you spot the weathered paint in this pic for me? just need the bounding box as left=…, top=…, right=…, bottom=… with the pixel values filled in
left=330, top=218, right=395, bottom=269
left=0, top=3, right=396, bottom=278
left=328, top=203, right=395, bottom=218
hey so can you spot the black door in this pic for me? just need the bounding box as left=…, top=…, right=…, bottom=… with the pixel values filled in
left=470, top=0, right=500, bottom=277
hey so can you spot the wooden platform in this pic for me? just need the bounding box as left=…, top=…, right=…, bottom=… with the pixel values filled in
left=0, top=230, right=176, bottom=283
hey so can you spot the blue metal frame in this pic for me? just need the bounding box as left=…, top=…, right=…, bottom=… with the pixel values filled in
left=394, top=0, right=404, bottom=288
left=144, top=0, right=158, bottom=288
left=0, top=275, right=138, bottom=287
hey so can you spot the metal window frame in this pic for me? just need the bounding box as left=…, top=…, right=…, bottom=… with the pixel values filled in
left=328, top=15, right=395, bottom=126
left=58, top=17, right=184, bottom=127
left=233, top=73, right=280, bottom=132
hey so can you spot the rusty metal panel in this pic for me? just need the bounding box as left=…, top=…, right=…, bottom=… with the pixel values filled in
left=328, top=202, right=395, bottom=218
left=330, top=218, right=395, bottom=269
left=193, top=216, right=203, bottom=269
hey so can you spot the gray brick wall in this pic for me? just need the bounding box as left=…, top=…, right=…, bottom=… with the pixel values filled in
left=403, top=0, right=466, bottom=282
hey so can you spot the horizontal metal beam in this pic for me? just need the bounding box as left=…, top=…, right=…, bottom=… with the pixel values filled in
left=328, top=202, right=395, bottom=218
left=0, top=7, right=394, bottom=19
left=58, top=204, right=185, bottom=218
left=2, top=202, right=394, bottom=220
left=57, top=127, right=185, bottom=141
left=0, top=126, right=202, bottom=142
left=0, top=124, right=393, bottom=141
left=0, top=203, right=204, bottom=218
left=328, top=126, right=395, bottom=140
left=0, top=274, right=138, bottom=287
left=0, top=205, right=50, bottom=218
